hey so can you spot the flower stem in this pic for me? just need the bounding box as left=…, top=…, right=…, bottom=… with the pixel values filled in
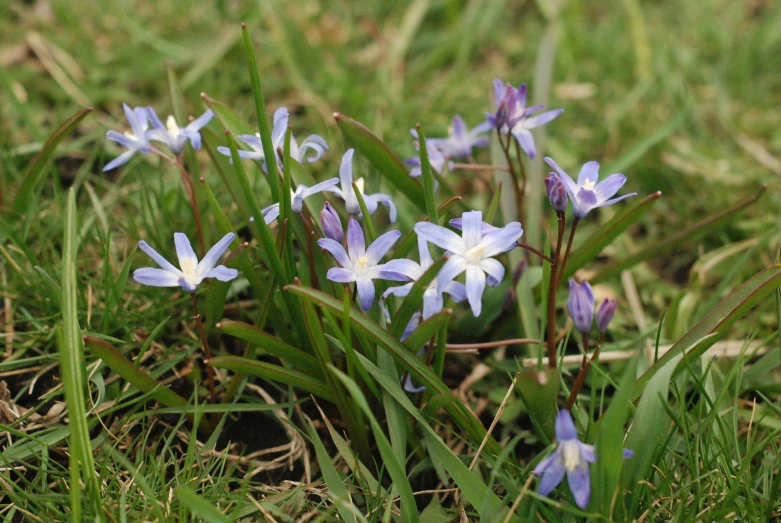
left=565, top=332, right=602, bottom=410
left=546, top=211, right=566, bottom=369
left=516, top=242, right=554, bottom=264
left=497, top=131, right=524, bottom=223
left=556, top=216, right=580, bottom=289
left=191, top=293, right=216, bottom=404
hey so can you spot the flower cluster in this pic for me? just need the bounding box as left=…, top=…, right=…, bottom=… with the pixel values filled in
left=104, top=103, right=214, bottom=171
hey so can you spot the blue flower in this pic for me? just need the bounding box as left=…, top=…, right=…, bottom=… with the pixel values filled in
left=405, top=133, right=450, bottom=177
left=568, top=280, right=595, bottom=334
left=317, top=219, right=411, bottom=311
left=487, top=80, right=563, bottom=158
left=103, top=103, right=152, bottom=172
left=534, top=410, right=633, bottom=509
left=414, top=210, right=522, bottom=317
left=259, top=178, right=339, bottom=224
left=320, top=202, right=343, bottom=242
left=133, top=233, right=239, bottom=293
left=430, top=115, right=492, bottom=159
left=545, top=157, right=636, bottom=219
left=545, top=173, right=568, bottom=212
left=596, top=298, right=617, bottom=333
left=326, top=149, right=397, bottom=222
left=383, top=237, right=466, bottom=320
left=216, top=107, right=329, bottom=170
left=146, top=108, right=214, bottom=155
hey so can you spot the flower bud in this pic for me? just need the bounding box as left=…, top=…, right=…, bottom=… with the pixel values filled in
left=568, top=280, right=594, bottom=334
left=596, top=298, right=617, bottom=333
left=320, top=202, right=343, bottom=242
left=545, top=173, right=568, bottom=212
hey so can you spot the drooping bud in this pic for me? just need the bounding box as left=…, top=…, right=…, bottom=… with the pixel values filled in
left=596, top=298, right=617, bottom=333
left=320, top=202, right=343, bottom=242
left=568, top=280, right=594, bottom=334
left=494, top=87, right=516, bottom=131
left=545, top=173, right=568, bottom=212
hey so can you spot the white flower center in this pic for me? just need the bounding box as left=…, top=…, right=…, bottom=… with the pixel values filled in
left=355, top=178, right=366, bottom=194
left=582, top=179, right=596, bottom=191
left=124, top=130, right=136, bottom=139
left=464, top=244, right=486, bottom=265
left=353, top=256, right=370, bottom=276
left=180, top=258, right=199, bottom=287
left=561, top=441, right=582, bottom=471
left=166, top=115, right=181, bottom=137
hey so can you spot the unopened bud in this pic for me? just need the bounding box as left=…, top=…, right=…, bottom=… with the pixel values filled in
left=545, top=173, right=568, bottom=212
left=596, top=298, right=617, bottom=333
left=568, top=280, right=594, bottom=334
left=320, top=202, right=343, bottom=242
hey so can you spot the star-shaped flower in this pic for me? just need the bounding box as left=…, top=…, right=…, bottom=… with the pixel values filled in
left=545, top=157, right=636, bottom=219
left=317, top=219, right=410, bottom=311
left=414, top=210, right=522, bottom=316
left=259, top=178, right=339, bottom=224
left=430, top=115, right=492, bottom=159
left=326, top=149, right=397, bottom=222
left=534, top=410, right=633, bottom=509
left=103, top=103, right=152, bottom=172
left=382, top=237, right=466, bottom=320
left=146, top=108, right=214, bottom=155
left=133, top=233, right=238, bottom=292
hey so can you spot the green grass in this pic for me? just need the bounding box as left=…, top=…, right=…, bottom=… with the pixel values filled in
left=2, top=0, right=781, bottom=520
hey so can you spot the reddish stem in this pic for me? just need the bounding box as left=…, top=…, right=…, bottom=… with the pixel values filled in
left=191, top=293, right=216, bottom=404
left=546, top=211, right=566, bottom=369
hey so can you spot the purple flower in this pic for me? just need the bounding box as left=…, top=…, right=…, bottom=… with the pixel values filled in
left=146, top=108, right=213, bottom=155
left=133, top=233, right=238, bottom=293
left=382, top=237, right=466, bottom=320
left=545, top=157, right=637, bottom=219
left=405, top=132, right=451, bottom=178
left=402, top=345, right=427, bottom=393
left=534, top=410, right=633, bottom=509
left=326, top=149, right=397, bottom=222
left=259, top=178, right=340, bottom=224
left=103, top=103, right=152, bottom=172
left=217, top=107, right=329, bottom=170
left=317, top=219, right=410, bottom=311
left=545, top=173, right=568, bottom=212
left=432, top=115, right=492, bottom=159
left=487, top=79, right=563, bottom=158
left=414, top=210, right=522, bottom=317
left=596, top=298, right=617, bottom=333
left=320, top=202, right=343, bottom=242
left=568, top=280, right=594, bottom=334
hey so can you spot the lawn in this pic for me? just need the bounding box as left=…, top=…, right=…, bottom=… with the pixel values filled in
left=1, top=0, right=781, bottom=521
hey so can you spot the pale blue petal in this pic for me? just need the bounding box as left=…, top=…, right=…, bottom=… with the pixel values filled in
left=356, top=278, right=376, bottom=311
left=513, top=128, right=536, bottom=158
left=555, top=410, right=578, bottom=441
left=465, top=265, right=486, bottom=316
left=380, top=258, right=421, bottom=280
left=367, top=193, right=397, bottom=222
left=105, top=130, right=137, bottom=149
left=133, top=268, right=180, bottom=287
left=436, top=256, right=467, bottom=288
left=414, top=222, right=464, bottom=254
left=545, top=157, right=578, bottom=199
left=346, top=219, right=366, bottom=261
left=578, top=443, right=596, bottom=463
left=402, top=373, right=427, bottom=393
left=174, top=233, right=198, bottom=269
left=422, top=293, right=443, bottom=320
left=481, top=222, right=523, bottom=257
left=326, top=267, right=355, bottom=283
left=593, top=174, right=627, bottom=202
left=317, top=238, right=351, bottom=268
left=443, top=281, right=466, bottom=302
left=366, top=230, right=401, bottom=264
left=577, top=161, right=600, bottom=187
left=103, top=150, right=136, bottom=172
left=383, top=282, right=414, bottom=299
left=197, top=232, right=235, bottom=277
left=187, top=109, right=214, bottom=131
left=523, top=108, right=563, bottom=129
left=538, top=453, right=566, bottom=497
left=204, top=265, right=238, bottom=282
left=567, top=461, right=591, bottom=509
left=461, top=211, right=483, bottom=250
left=479, top=258, right=505, bottom=286
left=138, top=241, right=179, bottom=273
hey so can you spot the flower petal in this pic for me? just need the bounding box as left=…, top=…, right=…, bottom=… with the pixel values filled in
left=356, top=278, right=376, bottom=311
left=461, top=210, right=482, bottom=250
left=566, top=461, right=591, bottom=509
left=555, top=409, right=578, bottom=441
left=417, top=236, right=434, bottom=269
left=133, top=268, right=181, bottom=288
left=465, top=265, right=486, bottom=316
left=204, top=265, right=238, bottom=282
left=481, top=222, right=523, bottom=257
left=523, top=108, right=564, bottom=129
left=366, top=230, right=401, bottom=264
left=479, top=258, right=505, bottom=286
left=577, top=161, right=600, bottom=187
left=187, top=109, right=214, bottom=131
left=366, top=193, right=397, bottom=222
left=512, top=128, right=536, bottom=158
left=593, top=173, right=627, bottom=202
left=545, top=157, right=578, bottom=199
left=443, top=281, right=466, bottom=302
left=415, top=222, right=464, bottom=255
left=197, top=232, right=235, bottom=277
left=340, top=148, right=355, bottom=192
left=317, top=238, right=351, bottom=269
left=436, top=255, right=467, bottom=288
left=326, top=267, right=356, bottom=283
left=578, top=442, right=597, bottom=463
left=538, top=453, right=566, bottom=497
left=402, top=373, right=427, bottom=393
left=383, top=282, right=414, bottom=299
left=174, top=233, right=198, bottom=270
left=346, top=219, right=366, bottom=261
left=596, top=192, right=637, bottom=209
left=106, top=130, right=137, bottom=149
left=102, top=150, right=136, bottom=172
left=422, top=293, right=444, bottom=320
left=380, top=258, right=421, bottom=280
left=138, top=241, right=180, bottom=274
left=533, top=448, right=558, bottom=476
left=301, top=178, right=340, bottom=200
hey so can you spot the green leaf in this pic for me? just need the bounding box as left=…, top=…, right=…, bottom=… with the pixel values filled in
left=596, top=185, right=767, bottom=281
left=515, top=369, right=561, bottom=440
left=284, top=282, right=500, bottom=453
left=207, top=355, right=337, bottom=402
left=13, top=108, right=93, bottom=214
left=389, top=255, right=447, bottom=339
left=402, top=309, right=451, bottom=351
left=416, top=126, right=439, bottom=223
left=216, top=319, right=321, bottom=377
left=330, top=366, right=419, bottom=522
left=58, top=188, right=102, bottom=519
left=562, top=191, right=662, bottom=281
left=334, top=112, right=426, bottom=212
left=631, top=264, right=781, bottom=400
left=174, top=485, right=232, bottom=523
left=83, top=336, right=187, bottom=408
